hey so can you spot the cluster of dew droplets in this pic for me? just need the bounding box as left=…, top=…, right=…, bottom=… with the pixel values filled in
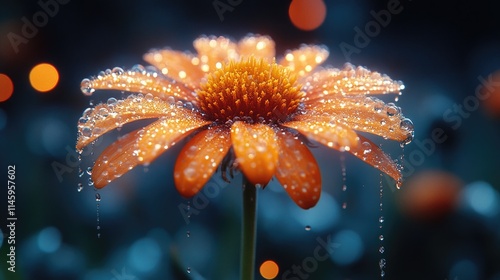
left=378, top=173, right=386, bottom=277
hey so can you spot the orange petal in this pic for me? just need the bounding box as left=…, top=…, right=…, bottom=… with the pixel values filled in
left=349, top=135, right=401, bottom=185
left=174, top=127, right=231, bottom=197
left=194, top=36, right=238, bottom=74
left=80, top=67, right=197, bottom=104
left=76, top=96, right=196, bottom=151
left=136, top=116, right=210, bottom=164
left=275, top=131, right=321, bottom=209
left=283, top=115, right=359, bottom=151
left=91, top=127, right=143, bottom=188
left=237, top=35, right=275, bottom=61
left=306, top=96, right=414, bottom=142
left=279, top=45, right=328, bottom=77
left=302, top=64, right=404, bottom=103
left=230, top=121, right=279, bottom=185
left=143, top=49, right=205, bottom=88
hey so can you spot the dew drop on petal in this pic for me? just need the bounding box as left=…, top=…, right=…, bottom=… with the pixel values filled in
left=111, top=67, right=124, bottom=76
left=362, top=141, right=372, bottom=154
left=80, top=78, right=95, bottom=96
left=107, top=97, right=118, bottom=106
left=81, top=127, right=92, bottom=138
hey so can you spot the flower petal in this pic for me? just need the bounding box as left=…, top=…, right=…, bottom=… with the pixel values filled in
left=275, top=131, right=321, bottom=209
left=283, top=115, right=359, bottom=151
left=194, top=36, right=238, bottom=73
left=237, top=35, right=275, bottom=61
left=307, top=96, right=414, bottom=142
left=143, top=49, right=205, bottom=88
left=91, top=127, right=143, bottom=188
left=81, top=66, right=197, bottom=103
left=349, top=135, right=401, bottom=186
left=174, top=127, right=231, bottom=197
left=76, top=95, right=196, bottom=151
left=230, top=121, right=279, bottom=185
left=136, top=116, right=210, bottom=164
left=302, top=64, right=404, bottom=103
left=279, top=45, right=328, bottom=77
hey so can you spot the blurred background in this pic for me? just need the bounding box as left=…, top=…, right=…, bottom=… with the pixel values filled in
left=1, top=0, right=500, bottom=279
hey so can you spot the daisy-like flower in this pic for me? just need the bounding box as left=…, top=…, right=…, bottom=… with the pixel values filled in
left=77, top=35, right=414, bottom=209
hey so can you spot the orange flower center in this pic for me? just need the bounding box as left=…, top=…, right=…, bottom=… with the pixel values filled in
left=197, top=57, right=303, bottom=124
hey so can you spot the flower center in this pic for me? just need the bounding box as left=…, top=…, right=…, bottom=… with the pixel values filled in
left=197, top=57, right=303, bottom=124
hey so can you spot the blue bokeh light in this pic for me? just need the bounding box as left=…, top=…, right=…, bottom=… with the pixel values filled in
left=330, top=230, right=364, bottom=266
left=127, top=237, right=162, bottom=273
left=462, top=181, right=500, bottom=217
left=37, top=227, right=62, bottom=253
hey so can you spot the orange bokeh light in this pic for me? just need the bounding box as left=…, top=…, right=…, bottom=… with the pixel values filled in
left=0, top=73, right=14, bottom=102
left=29, top=63, right=59, bottom=92
left=481, top=70, right=500, bottom=118
left=260, top=260, right=279, bottom=279
left=289, top=0, right=327, bottom=31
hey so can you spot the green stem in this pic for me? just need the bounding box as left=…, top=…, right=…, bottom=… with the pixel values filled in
left=241, top=176, right=257, bottom=280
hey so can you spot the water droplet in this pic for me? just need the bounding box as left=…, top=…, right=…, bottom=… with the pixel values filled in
left=78, top=117, right=88, bottom=125
left=379, top=216, right=384, bottom=223
left=131, top=64, right=146, bottom=73
left=81, top=126, right=92, bottom=138
left=385, top=103, right=400, bottom=116
left=362, top=141, right=372, bottom=154
left=379, top=246, right=385, bottom=254
left=342, top=184, right=347, bottom=191
left=95, top=193, right=101, bottom=202
left=77, top=183, right=83, bottom=192
left=379, top=258, right=386, bottom=268
left=78, top=168, right=84, bottom=177
left=186, top=230, right=190, bottom=237
left=97, top=233, right=101, bottom=238
left=107, top=97, right=118, bottom=106
left=86, top=166, right=92, bottom=175
left=186, top=267, right=191, bottom=274
left=112, top=67, right=124, bottom=76
left=305, top=225, right=311, bottom=231
left=145, top=93, right=154, bottom=101
left=342, top=202, right=347, bottom=209
left=379, top=234, right=384, bottom=241
left=88, top=178, right=94, bottom=187
left=80, top=78, right=95, bottom=96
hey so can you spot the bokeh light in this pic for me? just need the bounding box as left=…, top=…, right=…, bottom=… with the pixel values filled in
left=37, top=227, right=62, bottom=253
left=462, top=181, right=500, bottom=217
left=399, top=171, right=463, bottom=221
left=0, top=73, right=14, bottom=102
left=330, top=230, right=363, bottom=265
left=288, top=0, right=326, bottom=31
left=481, top=70, right=500, bottom=117
left=260, top=260, right=279, bottom=279
left=29, top=63, right=59, bottom=92
left=127, top=237, right=162, bottom=273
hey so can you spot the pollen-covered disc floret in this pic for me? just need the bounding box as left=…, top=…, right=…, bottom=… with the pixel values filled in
left=197, top=57, right=303, bottom=124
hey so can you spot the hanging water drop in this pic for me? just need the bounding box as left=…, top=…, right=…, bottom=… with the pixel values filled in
left=186, top=230, right=190, bottom=238
left=86, top=166, right=92, bottom=175
left=342, top=202, right=347, bottom=209
left=379, top=234, right=384, bottom=241
left=385, top=103, right=400, bottom=117
left=80, top=78, right=95, bottom=96
left=186, top=267, right=191, bottom=274
left=88, top=178, right=94, bottom=187
left=78, top=167, right=84, bottom=178
left=379, top=246, right=385, bottom=254
left=77, top=183, right=83, bottom=192
left=95, top=193, right=101, bottom=202
left=379, top=216, right=384, bottom=223
left=305, top=225, right=311, bottom=231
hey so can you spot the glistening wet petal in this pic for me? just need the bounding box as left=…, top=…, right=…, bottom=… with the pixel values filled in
left=174, top=127, right=231, bottom=197
left=275, top=131, right=321, bottom=209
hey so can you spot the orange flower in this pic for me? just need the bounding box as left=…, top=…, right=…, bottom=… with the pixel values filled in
left=77, top=35, right=413, bottom=209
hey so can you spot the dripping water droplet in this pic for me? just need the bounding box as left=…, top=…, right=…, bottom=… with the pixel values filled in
left=186, top=230, right=190, bottom=238
left=379, top=234, right=384, bottom=241
left=186, top=267, right=191, bottom=274
left=95, top=193, right=101, bottom=202
left=77, top=183, right=83, bottom=192
left=342, top=202, right=347, bottom=209
left=379, top=246, right=385, bottom=254
left=305, top=225, right=311, bottom=231
left=379, top=216, right=384, bottom=223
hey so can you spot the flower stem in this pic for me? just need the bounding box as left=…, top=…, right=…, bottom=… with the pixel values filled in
left=241, top=176, right=257, bottom=280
